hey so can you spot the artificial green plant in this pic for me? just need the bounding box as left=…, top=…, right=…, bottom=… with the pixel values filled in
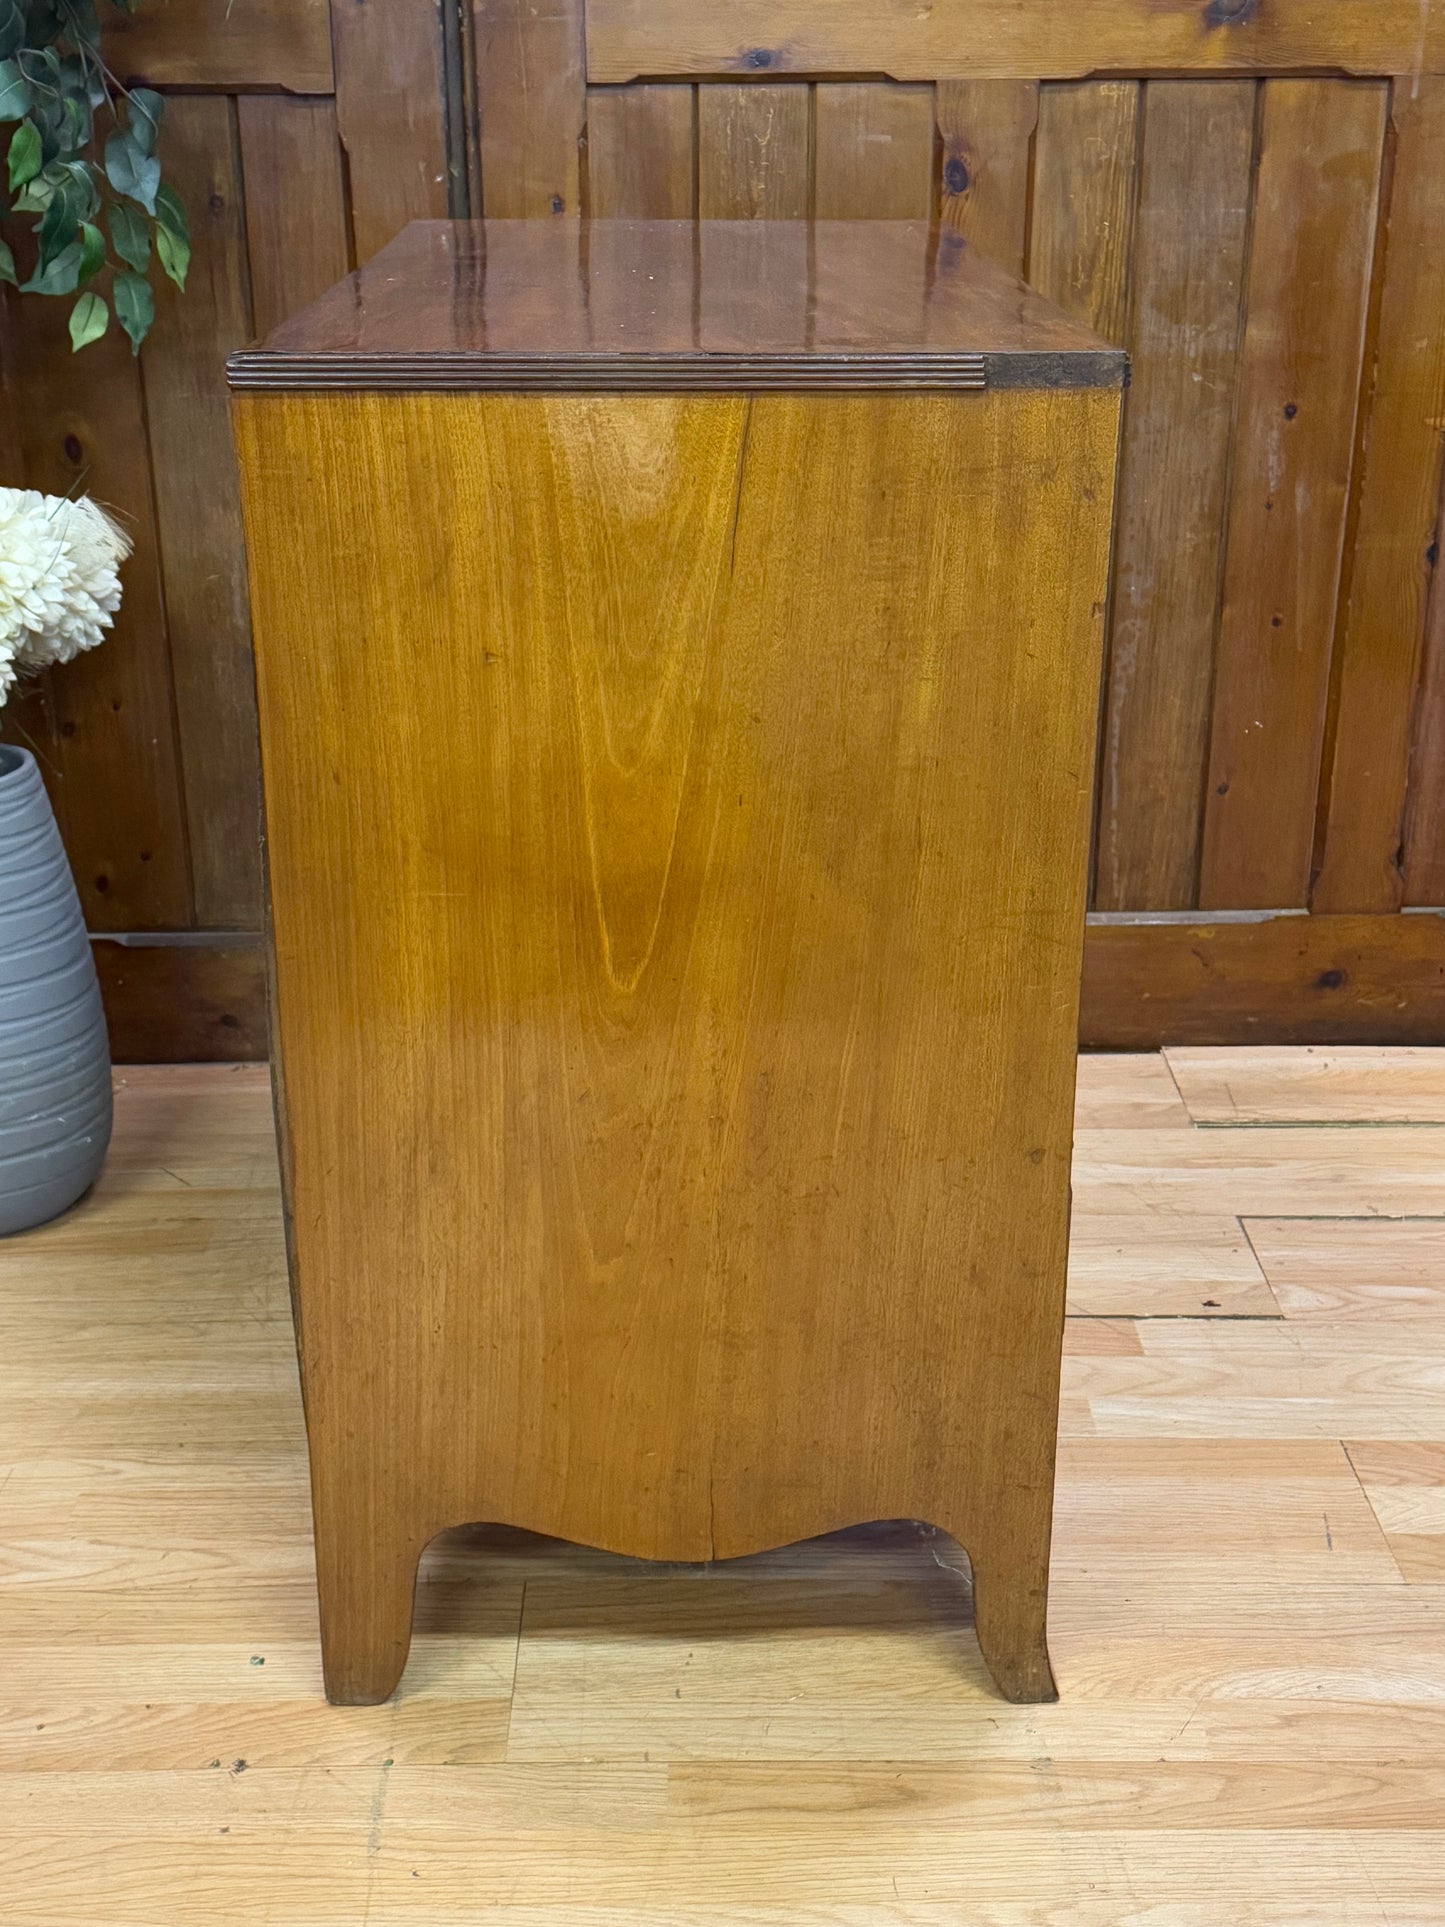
left=0, top=0, right=188, bottom=352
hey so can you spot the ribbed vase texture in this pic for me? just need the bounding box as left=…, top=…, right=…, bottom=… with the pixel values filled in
left=0, top=745, right=111, bottom=1235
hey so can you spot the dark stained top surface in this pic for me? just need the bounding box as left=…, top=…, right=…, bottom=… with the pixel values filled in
left=227, top=219, right=1126, bottom=393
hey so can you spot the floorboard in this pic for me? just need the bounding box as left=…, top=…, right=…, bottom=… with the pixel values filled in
left=2, top=1050, right=1443, bottom=1923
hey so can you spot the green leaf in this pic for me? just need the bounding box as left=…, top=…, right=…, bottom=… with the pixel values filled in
left=62, top=158, right=101, bottom=220
left=156, top=220, right=188, bottom=291
left=113, top=267, right=153, bottom=352
left=13, top=174, right=51, bottom=212
left=59, top=89, right=89, bottom=154
left=25, top=54, right=70, bottom=164
left=22, top=236, right=81, bottom=295
left=56, top=45, right=106, bottom=111
left=152, top=179, right=190, bottom=288
left=103, top=128, right=159, bottom=213
left=127, top=87, right=163, bottom=156
left=0, top=54, right=30, bottom=117
left=108, top=199, right=149, bottom=272
left=6, top=116, right=40, bottom=192
left=36, top=172, right=81, bottom=265
left=78, top=219, right=104, bottom=282
left=0, top=236, right=14, bottom=287
left=154, top=181, right=189, bottom=244
left=28, top=44, right=61, bottom=87
left=26, top=0, right=66, bottom=45
left=68, top=289, right=108, bottom=350
left=0, top=0, right=23, bottom=62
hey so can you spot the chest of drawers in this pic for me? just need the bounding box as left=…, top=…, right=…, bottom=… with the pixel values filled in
left=230, top=217, right=1123, bottom=1705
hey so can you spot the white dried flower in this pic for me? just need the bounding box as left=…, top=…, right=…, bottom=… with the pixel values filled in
left=0, top=488, right=131, bottom=706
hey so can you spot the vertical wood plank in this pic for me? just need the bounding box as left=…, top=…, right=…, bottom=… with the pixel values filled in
left=697, top=85, right=811, bottom=219
left=1403, top=501, right=1445, bottom=904
left=0, top=680, right=62, bottom=836
left=141, top=97, right=262, bottom=931
left=1200, top=80, right=1387, bottom=910
left=1093, top=80, right=1255, bottom=912
left=586, top=85, right=695, bottom=219
left=0, top=329, right=64, bottom=835
left=1030, top=81, right=1140, bottom=343
left=813, top=82, right=935, bottom=220
left=238, top=96, right=352, bottom=338
left=476, top=0, right=587, bottom=216
left=1313, top=81, right=1445, bottom=912
left=935, top=81, right=1038, bottom=273
left=0, top=301, right=190, bottom=928
left=332, top=0, right=449, bottom=260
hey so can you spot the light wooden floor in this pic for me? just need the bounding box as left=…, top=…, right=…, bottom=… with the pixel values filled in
left=3, top=1049, right=1445, bottom=1925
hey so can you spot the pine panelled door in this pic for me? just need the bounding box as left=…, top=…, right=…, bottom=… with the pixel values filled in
left=4, top=0, right=1445, bottom=1053
left=228, top=218, right=1123, bottom=1704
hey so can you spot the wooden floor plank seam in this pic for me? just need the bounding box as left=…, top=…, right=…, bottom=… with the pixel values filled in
left=1236, top=1217, right=1286, bottom=1321
left=1194, top=1119, right=1445, bottom=1130
left=1067, top=1312, right=1286, bottom=1322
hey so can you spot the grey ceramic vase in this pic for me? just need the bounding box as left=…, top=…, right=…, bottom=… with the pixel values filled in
left=0, top=744, right=112, bottom=1236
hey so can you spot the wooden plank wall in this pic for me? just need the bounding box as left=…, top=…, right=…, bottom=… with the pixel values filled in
left=0, top=0, right=437, bottom=1058
left=3, top=0, right=1444, bottom=1055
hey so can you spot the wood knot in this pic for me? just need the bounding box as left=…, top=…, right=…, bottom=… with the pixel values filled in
left=1203, top=0, right=1260, bottom=25
left=943, top=156, right=970, bottom=195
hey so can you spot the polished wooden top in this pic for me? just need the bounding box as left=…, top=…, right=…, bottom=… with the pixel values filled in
left=227, top=219, right=1125, bottom=393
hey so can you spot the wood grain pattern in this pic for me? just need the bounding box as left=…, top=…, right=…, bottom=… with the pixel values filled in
left=1314, top=81, right=1445, bottom=913
left=1249, top=1218, right=1445, bottom=1322
left=1081, top=911, right=1445, bottom=1048
left=1169, top=1045, right=1445, bottom=1124
left=8, top=14, right=1445, bottom=1059
left=8, top=1050, right=1445, bottom=1919
left=1405, top=509, right=1445, bottom=905
left=813, top=83, right=935, bottom=221
left=231, top=218, right=1121, bottom=389
left=1345, top=1441, right=1445, bottom=1579
left=1071, top=1051, right=1192, bottom=1130
left=237, top=97, right=353, bottom=338
left=476, top=0, right=588, bottom=217
left=585, top=0, right=1445, bottom=82
left=141, top=97, right=262, bottom=931
left=1093, top=80, right=1255, bottom=912
left=935, top=81, right=1037, bottom=272
left=101, top=0, right=333, bottom=91
left=1068, top=1209, right=1278, bottom=1319
left=1201, top=81, right=1387, bottom=910
left=86, top=910, right=1445, bottom=1062
left=586, top=86, right=696, bottom=218
left=697, top=84, right=811, bottom=219
left=233, top=377, right=1119, bottom=1706
left=332, top=0, right=450, bottom=260
left=1029, top=81, right=1139, bottom=347
left=0, top=296, right=189, bottom=929
left=92, top=939, right=269, bottom=1063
